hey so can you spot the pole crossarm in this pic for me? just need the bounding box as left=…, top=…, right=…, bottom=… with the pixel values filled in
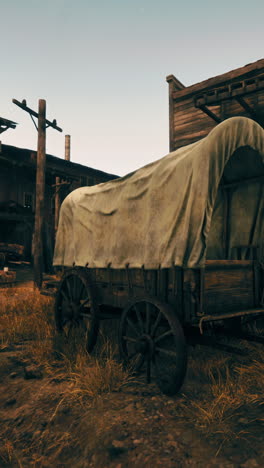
left=12, top=99, right=63, bottom=132
left=0, top=117, right=18, bottom=134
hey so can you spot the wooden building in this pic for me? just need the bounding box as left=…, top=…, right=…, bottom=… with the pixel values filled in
left=0, top=143, right=118, bottom=265
left=167, top=58, right=264, bottom=151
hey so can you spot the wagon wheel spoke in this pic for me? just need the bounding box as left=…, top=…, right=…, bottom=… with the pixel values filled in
left=80, top=312, right=93, bottom=319
left=60, top=288, right=71, bottom=305
left=155, top=347, right=179, bottom=358
left=71, top=274, right=76, bottom=301
left=126, top=317, right=140, bottom=337
left=151, top=311, right=162, bottom=336
left=61, top=317, right=71, bottom=327
left=154, top=329, right=173, bottom=344
left=123, top=335, right=138, bottom=343
left=79, top=297, right=90, bottom=308
left=75, top=275, right=84, bottom=303
left=127, top=350, right=141, bottom=360
left=146, top=357, right=151, bottom=383
left=133, top=304, right=144, bottom=334
left=145, top=302, right=151, bottom=334
left=64, top=321, right=74, bottom=338
left=65, top=277, right=73, bottom=302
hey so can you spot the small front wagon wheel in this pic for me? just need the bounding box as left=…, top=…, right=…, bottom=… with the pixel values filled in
left=55, top=269, right=99, bottom=352
left=119, top=298, right=187, bottom=395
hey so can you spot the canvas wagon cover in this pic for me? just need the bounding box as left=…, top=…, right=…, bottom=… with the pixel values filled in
left=53, top=117, right=264, bottom=270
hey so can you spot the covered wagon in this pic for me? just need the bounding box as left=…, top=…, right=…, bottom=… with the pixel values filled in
left=52, top=116, right=264, bottom=395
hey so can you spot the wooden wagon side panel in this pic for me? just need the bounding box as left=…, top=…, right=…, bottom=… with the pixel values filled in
left=90, top=268, right=159, bottom=309
left=204, top=260, right=255, bottom=314
left=88, top=267, right=186, bottom=321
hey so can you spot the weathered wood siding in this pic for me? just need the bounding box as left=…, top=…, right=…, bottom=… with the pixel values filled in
left=168, top=59, right=264, bottom=151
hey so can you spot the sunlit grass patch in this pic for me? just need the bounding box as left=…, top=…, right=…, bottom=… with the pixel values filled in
left=0, top=288, right=53, bottom=344
left=64, top=349, right=135, bottom=403
left=0, top=288, right=135, bottom=398
left=180, top=343, right=264, bottom=445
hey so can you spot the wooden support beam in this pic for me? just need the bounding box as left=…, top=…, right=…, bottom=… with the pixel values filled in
left=196, top=104, right=222, bottom=123
left=235, top=96, right=260, bottom=121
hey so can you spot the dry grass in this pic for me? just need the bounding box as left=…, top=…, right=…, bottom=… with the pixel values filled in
left=64, top=344, right=135, bottom=404
left=0, top=289, right=263, bottom=464
left=0, top=288, right=135, bottom=467
left=0, top=287, right=134, bottom=396
left=181, top=343, right=264, bottom=451
left=0, top=288, right=53, bottom=345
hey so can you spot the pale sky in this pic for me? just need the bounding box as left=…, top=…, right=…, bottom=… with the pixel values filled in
left=1, top=0, right=263, bottom=176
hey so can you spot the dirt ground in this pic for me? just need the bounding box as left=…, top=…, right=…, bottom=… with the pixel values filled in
left=0, top=277, right=263, bottom=467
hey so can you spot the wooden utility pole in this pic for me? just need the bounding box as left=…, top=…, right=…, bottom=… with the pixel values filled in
left=54, top=176, right=61, bottom=233
left=34, top=99, right=46, bottom=288
left=54, top=134, right=71, bottom=233
left=12, top=98, right=62, bottom=289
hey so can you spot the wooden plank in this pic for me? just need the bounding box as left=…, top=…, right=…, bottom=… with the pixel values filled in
left=204, top=264, right=254, bottom=312
left=173, top=106, right=215, bottom=125
left=92, top=267, right=158, bottom=293
left=172, top=137, right=204, bottom=150
left=205, top=260, right=253, bottom=268
left=204, top=293, right=254, bottom=314
left=199, top=307, right=264, bottom=323
left=174, top=130, right=210, bottom=143
left=204, top=268, right=253, bottom=290
left=204, top=263, right=254, bottom=313
left=174, top=98, right=198, bottom=112
left=168, top=78, right=176, bottom=152
left=174, top=117, right=216, bottom=134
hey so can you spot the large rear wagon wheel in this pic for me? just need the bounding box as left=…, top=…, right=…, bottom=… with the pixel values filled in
left=119, top=298, right=187, bottom=395
left=55, top=268, right=99, bottom=352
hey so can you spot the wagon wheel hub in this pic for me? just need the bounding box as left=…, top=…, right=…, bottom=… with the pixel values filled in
left=135, top=334, right=154, bottom=357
